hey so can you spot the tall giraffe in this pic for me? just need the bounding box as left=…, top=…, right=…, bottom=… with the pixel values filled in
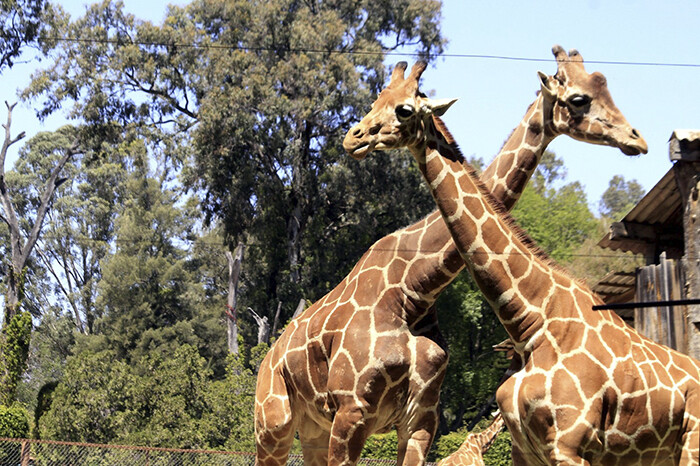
left=437, top=412, right=505, bottom=466
left=342, top=60, right=700, bottom=465
left=255, top=46, right=647, bottom=466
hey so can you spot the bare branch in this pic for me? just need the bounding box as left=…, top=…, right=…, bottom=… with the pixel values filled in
left=20, top=144, right=82, bottom=268
left=34, top=243, right=86, bottom=334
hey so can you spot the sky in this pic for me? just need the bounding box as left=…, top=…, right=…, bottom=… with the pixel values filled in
left=3, top=0, right=699, bottom=213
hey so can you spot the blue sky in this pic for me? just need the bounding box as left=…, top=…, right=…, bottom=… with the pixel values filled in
left=3, top=0, right=699, bottom=213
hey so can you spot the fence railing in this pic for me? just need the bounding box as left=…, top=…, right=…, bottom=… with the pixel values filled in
left=0, top=438, right=416, bottom=465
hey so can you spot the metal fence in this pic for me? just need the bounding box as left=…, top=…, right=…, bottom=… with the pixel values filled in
left=0, top=438, right=411, bottom=465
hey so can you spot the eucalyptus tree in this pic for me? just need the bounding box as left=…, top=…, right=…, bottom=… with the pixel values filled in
left=0, top=0, right=59, bottom=72
left=24, top=0, right=445, bottom=338
left=599, top=174, right=645, bottom=219
left=0, top=117, right=81, bottom=405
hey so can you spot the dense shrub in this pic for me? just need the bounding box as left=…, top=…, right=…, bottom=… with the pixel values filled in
left=360, top=430, right=398, bottom=459
left=0, top=403, right=30, bottom=438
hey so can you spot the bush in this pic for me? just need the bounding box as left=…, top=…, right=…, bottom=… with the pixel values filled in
left=483, top=430, right=512, bottom=466
left=0, top=403, right=30, bottom=438
left=430, top=428, right=467, bottom=462
left=361, top=430, right=398, bottom=459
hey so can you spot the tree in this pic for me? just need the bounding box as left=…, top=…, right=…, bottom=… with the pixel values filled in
left=510, top=151, right=598, bottom=264
left=39, top=343, right=264, bottom=449
left=38, top=349, right=136, bottom=443
left=24, top=0, right=446, bottom=340
left=0, top=113, right=81, bottom=405
left=33, top=147, right=126, bottom=335
left=530, top=150, right=566, bottom=194
left=91, top=160, right=199, bottom=361
left=599, top=174, right=645, bottom=219
left=0, top=0, right=59, bottom=73
left=434, top=274, right=509, bottom=433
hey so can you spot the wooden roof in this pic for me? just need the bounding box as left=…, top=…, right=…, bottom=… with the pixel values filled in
left=593, top=130, right=700, bottom=304
left=597, top=168, right=684, bottom=258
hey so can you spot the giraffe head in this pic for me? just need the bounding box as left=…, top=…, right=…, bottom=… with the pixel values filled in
left=539, top=45, right=647, bottom=155
left=343, top=61, right=457, bottom=159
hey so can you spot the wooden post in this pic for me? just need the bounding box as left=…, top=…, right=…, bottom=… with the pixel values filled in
left=20, top=440, right=30, bottom=466
left=670, top=130, right=700, bottom=360
left=634, top=256, right=686, bottom=352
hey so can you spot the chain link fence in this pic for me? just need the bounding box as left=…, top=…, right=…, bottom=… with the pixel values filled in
left=0, top=438, right=419, bottom=465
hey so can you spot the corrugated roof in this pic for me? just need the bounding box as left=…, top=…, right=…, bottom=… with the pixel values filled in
left=591, top=270, right=636, bottom=315
left=597, top=168, right=682, bottom=254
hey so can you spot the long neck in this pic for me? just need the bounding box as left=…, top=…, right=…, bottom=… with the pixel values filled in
left=411, top=118, right=558, bottom=346
left=480, top=93, right=554, bottom=210
left=473, top=412, right=504, bottom=453
left=389, top=94, right=554, bottom=306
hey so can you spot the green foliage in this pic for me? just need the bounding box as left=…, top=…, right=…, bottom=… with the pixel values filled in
left=38, top=344, right=263, bottom=449
left=435, top=273, right=509, bottom=431
left=0, top=403, right=30, bottom=463
left=360, top=430, right=398, bottom=459
left=0, top=0, right=60, bottom=72
left=92, top=168, right=209, bottom=361
left=0, top=403, right=30, bottom=438
left=203, top=348, right=264, bottom=452
left=0, top=310, right=32, bottom=406
left=483, top=430, right=512, bottom=466
left=599, top=175, right=645, bottom=218
left=24, top=0, right=446, bottom=343
left=431, top=428, right=465, bottom=461
left=33, top=381, right=57, bottom=438
left=38, top=349, right=137, bottom=443
left=511, top=181, right=597, bottom=263
left=121, top=345, right=213, bottom=448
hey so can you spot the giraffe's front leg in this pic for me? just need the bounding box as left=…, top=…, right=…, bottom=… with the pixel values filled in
left=327, top=404, right=374, bottom=466
left=679, top=391, right=700, bottom=466
left=254, top=363, right=296, bottom=466
left=397, top=421, right=437, bottom=466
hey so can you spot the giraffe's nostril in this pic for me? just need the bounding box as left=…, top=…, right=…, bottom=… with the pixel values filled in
left=369, top=124, right=381, bottom=136
left=631, top=128, right=640, bottom=139
left=352, top=127, right=362, bottom=137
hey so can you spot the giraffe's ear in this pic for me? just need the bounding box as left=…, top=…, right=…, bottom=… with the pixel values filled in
left=538, top=71, right=557, bottom=99
left=423, top=98, right=457, bottom=116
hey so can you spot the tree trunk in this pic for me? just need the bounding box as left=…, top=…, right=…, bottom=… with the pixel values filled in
left=225, top=243, right=244, bottom=355
left=249, top=307, right=271, bottom=345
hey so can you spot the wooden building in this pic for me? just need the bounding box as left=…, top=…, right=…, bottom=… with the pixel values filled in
left=593, top=130, right=700, bottom=360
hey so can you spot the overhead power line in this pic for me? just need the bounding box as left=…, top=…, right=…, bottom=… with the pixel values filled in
left=44, top=36, right=700, bottom=69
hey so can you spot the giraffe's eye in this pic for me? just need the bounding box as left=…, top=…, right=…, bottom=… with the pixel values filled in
left=568, top=95, right=591, bottom=109
left=395, top=104, right=415, bottom=120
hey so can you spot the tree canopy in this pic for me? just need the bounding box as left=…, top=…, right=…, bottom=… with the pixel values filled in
left=0, top=0, right=644, bottom=459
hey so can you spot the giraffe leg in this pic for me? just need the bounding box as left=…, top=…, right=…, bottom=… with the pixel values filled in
left=510, top=442, right=530, bottom=466
left=679, top=422, right=700, bottom=465
left=298, top=418, right=331, bottom=466
left=327, top=405, right=374, bottom=466
left=254, top=366, right=296, bottom=466
left=679, top=388, right=700, bottom=465
left=397, top=410, right=438, bottom=466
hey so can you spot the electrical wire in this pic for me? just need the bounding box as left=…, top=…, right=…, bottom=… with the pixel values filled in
left=43, top=36, right=700, bottom=69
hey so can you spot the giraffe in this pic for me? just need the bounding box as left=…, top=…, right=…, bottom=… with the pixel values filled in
left=437, top=412, right=505, bottom=466
left=342, top=60, right=700, bottom=465
left=255, top=46, right=648, bottom=466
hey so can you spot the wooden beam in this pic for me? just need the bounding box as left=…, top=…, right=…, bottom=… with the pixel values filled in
left=672, top=139, right=700, bottom=359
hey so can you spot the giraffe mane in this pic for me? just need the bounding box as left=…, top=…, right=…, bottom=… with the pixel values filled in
left=431, top=115, right=593, bottom=291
